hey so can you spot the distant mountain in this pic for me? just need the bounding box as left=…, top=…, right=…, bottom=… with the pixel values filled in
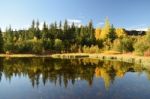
left=125, top=30, right=146, bottom=36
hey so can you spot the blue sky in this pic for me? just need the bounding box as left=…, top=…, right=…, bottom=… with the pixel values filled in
left=0, top=0, right=150, bottom=31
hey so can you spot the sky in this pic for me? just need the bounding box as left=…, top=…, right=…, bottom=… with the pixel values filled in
left=0, top=0, right=150, bottom=31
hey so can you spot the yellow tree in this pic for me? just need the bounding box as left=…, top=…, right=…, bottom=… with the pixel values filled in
left=115, top=28, right=126, bottom=38
left=95, top=28, right=102, bottom=40
left=100, top=18, right=111, bottom=40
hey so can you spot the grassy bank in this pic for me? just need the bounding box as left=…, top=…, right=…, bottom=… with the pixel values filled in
left=1, top=53, right=150, bottom=68
left=51, top=53, right=150, bottom=68
left=51, top=53, right=89, bottom=59
left=0, top=54, right=52, bottom=58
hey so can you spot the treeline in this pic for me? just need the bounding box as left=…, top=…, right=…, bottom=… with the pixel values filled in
left=0, top=20, right=95, bottom=54
left=0, top=18, right=149, bottom=55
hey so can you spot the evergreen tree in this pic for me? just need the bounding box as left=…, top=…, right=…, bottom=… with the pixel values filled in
left=3, top=26, right=14, bottom=52
left=35, top=20, right=41, bottom=39
left=57, top=21, right=63, bottom=39
left=87, top=20, right=96, bottom=45
left=49, top=22, right=57, bottom=40
left=42, top=22, right=49, bottom=39
left=63, top=20, right=69, bottom=40
left=88, top=20, right=94, bottom=39
left=28, top=20, right=36, bottom=39
left=107, top=25, right=117, bottom=43
left=70, top=22, right=76, bottom=43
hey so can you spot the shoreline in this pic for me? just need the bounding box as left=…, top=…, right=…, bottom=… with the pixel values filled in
left=1, top=53, right=150, bottom=67
left=51, top=53, right=150, bottom=67
left=0, top=54, right=52, bottom=58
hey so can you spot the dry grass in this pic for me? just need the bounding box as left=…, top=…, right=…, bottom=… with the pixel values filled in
left=0, top=54, right=51, bottom=58
left=1, top=53, right=150, bottom=68
left=51, top=52, right=150, bottom=67
left=103, top=50, right=121, bottom=55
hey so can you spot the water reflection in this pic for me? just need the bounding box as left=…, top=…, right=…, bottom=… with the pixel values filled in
left=0, top=57, right=149, bottom=90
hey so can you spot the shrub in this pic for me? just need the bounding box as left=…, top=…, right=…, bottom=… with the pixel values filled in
left=134, top=38, right=149, bottom=55
left=32, top=40, right=43, bottom=54
left=96, top=39, right=104, bottom=49
left=4, top=42, right=14, bottom=53
left=90, top=45, right=100, bottom=53
left=113, top=37, right=134, bottom=53
left=144, top=48, right=150, bottom=56
left=134, top=29, right=150, bottom=55
left=121, top=37, right=134, bottom=52
left=70, top=44, right=78, bottom=52
left=42, top=39, right=53, bottom=51
left=82, top=45, right=90, bottom=53
left=113, top=39, right=122, bottom=52
left=82, top=45, right=100, bottom=53
left=54, top=39, right=64, bottom=52
left=6, top=51, right=11, bottom=55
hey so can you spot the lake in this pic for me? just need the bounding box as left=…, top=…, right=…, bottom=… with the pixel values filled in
left=0, top=57, right=150, bottom=99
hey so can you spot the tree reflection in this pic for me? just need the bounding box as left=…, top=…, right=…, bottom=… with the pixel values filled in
left=0, top=58, right=148, bottom=90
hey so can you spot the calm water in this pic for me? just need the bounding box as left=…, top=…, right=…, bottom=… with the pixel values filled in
left=0, top=58, right=150, bottom=99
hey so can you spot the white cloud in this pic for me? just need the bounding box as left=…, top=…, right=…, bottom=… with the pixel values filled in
left=67, top=19, right=82, bottom=27
left=96, top=22, right=104, bottom=27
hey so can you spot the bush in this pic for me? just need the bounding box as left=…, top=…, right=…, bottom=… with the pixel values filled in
left=54, top=39, right=64, bottom=52
left=70, top=44, right=78, bottom=52
left=82, top=45, right=100, bottom=53
left=121, top=37, right=134, bottom=52
left=144, top=48, right=150, bottom=56
left=134, top=29, right=150, bottom=55
left=43, top=39, right=53, bottom=51
left=103, top=39, right=112, bottom=50
left=4, top=42, right=14, bottom=53
left=96, top=39, right=104, bottom=49
left=32, top=40, right=43, bottom=54
left=134, top=38, right=149, bottom=55
left=90, top=45, right=100, bottom=53
left=113, top=37, right=134, bottom=53
left=82, top=45, right=90, bottom=53
left=113, top=39, right=122, bottom=52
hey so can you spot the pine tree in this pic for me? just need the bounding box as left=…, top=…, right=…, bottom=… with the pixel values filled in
left=49, top=22, right=57, bottom=39
left=42, top=22, right=49, bottom=39
left=3, top=26, right=14, bottom=52
left=35, top=20, right=41, bottom=39
left=28, top=20, right=36, bottom=39
left=63, top=20, right=69, bottom=40
left=57, top=21, right=62, bottom=39
left=88, top=20, right=95, bottom=40
left=107, top=25, right=117, bottom=43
